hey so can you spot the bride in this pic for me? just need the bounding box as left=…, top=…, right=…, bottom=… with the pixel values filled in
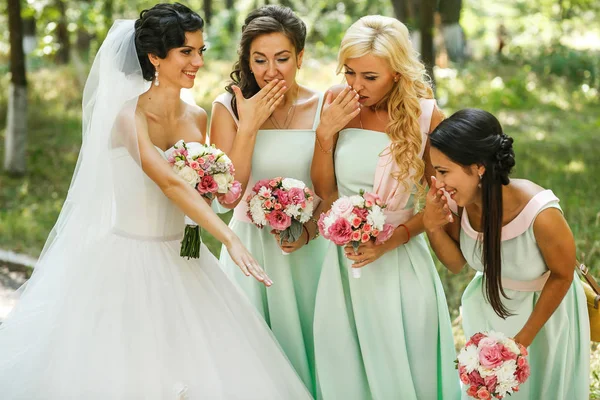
left=0, top=3, right=311, bottom=399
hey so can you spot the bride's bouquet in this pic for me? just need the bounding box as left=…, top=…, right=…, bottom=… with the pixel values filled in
left=168, top=140, right=242, bottom=258
left=318, top=190, right=394, bottom=278
left=457, top=331, right=531, bottom=399
left=246, top=177, right=315, bottom=254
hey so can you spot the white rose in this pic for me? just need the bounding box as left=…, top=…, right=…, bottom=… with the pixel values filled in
left=213, top=173, right=229, bottom=194
left=367, top=206, right=386, bottom=230
left=185, top=142, right=204, bottom=157
left=281, top=178, right=306, bottom=190
left=350, top=195, right=365, bottom=207
left=457, top=344, right=479, bottom=373
left=178, top=166, right=200, bottom=187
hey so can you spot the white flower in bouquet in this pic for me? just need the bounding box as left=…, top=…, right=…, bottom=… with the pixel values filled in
left=178, top=166, right=200, bottom=186
left=249, top=196, right=267, bottom=226
left=349, top=195, right=365, bottom=207
left=258, top=186, right=272, bottom=199
left=478, top=366, right=495, bottom=378
left=175, top=159, right=186, bottom=169
left=495, top=359, right=518, bottom=383
left=496, top=379, right=519, bottom=398
left=503, top=338, right=520, bottom=355
left=281, top=178, right=306, bottom=190
left=367, top=205, right=386, bottom=230
left=457, top=345, right=480, bottom=373
left=213, top=173, right=229, bottom=194
left=487, top=330, right=508, bottom=342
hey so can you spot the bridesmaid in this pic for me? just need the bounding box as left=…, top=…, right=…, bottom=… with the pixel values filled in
left=209, top=5, right=327, bottom=396
left=311, top=15, right=460, bottom=400
left=424, top=108, right=590, bottom=399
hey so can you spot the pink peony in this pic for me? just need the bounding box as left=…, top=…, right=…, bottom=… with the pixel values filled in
left=478, top=342, right=504, bottom=369
left=476, top=388, right=491, bottom=400
left=353, top=207, right=369, bottom=220
left=515, top=362, right=530, bottom=384
left=274, top=189, right=291, bottom=207
left=288, top=187, right=306, bottom=205
left=467, top=370, right=484, bottom=387
left=375, top=223, right=395, bottom=245
left=267, top=210, right=292, bottom=231
left=328, top=218, right=353, bottom=245
left=220, top=181, right=242, bottom=204
left=197, top=175, right=218, bottom=194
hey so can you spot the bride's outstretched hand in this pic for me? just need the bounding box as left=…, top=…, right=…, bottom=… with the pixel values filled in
left=226, top=237, right=273, bottom=287
left=231, top=79, right=287, bottom=134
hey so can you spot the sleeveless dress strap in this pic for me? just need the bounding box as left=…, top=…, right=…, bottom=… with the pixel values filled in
left=311, top=92, right=325, bottom=131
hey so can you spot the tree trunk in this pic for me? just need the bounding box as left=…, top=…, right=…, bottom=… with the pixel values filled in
left=5, top=0, right=28, bottom=175
left=55, top=0, right=70, bottom=64
left=391, top=0, right=406, bottom=22
left=225, top=0, right=235, bottom=33
left=203, top=0, right=212, bottom=25
left=420, top=0, right=436, bottom=89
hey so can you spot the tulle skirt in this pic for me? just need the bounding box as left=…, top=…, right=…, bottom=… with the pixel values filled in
left=0, top=231, right=312, bottom=399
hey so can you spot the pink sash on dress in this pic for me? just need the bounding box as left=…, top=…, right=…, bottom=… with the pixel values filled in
left=372, top=98, right=435, bottom=228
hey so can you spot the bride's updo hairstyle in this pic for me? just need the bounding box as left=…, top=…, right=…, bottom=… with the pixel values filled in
left=134, top=3, right=204, bottom=81
left=429, top=108, right=516, bottom=320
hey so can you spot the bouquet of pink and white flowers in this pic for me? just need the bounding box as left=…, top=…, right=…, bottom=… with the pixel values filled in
left=457, top=331, right=531, bottom=399
left=168, top=140, right=242, bottom=258
left=246, top=177, right=315, bottom=253
left=318, top=190, right=395, bottom=278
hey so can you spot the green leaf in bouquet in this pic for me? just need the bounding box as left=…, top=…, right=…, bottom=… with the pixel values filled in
left=180, top=225, right=201, bottom=259
left=288, top=219, right=304, bottom=243
left=352, top=241, right=360, bottom=253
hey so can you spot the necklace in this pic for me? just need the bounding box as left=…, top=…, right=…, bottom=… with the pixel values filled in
left=269, top=86, right=299, bottom=130
left=359, top=106, right=364, bottom=129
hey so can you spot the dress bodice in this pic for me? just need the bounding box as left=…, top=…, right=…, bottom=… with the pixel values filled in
left=110, top=146, right=184, bottom=240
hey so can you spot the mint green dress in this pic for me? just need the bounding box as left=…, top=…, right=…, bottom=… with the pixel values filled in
left=460, top=190, right=589, bottom=399
left=213, top=92, right=327, bottom=397
left=313, top=127, right=460, bottom=400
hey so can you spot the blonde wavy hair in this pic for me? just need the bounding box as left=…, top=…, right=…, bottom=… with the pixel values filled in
left=337, top=15, right=434, bottom=197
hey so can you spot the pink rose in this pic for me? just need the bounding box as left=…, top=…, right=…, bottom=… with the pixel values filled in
left=375, top=223, right=395, bottom=245
left=351, top=230, right=361, bottom=242
left=515, top=362, right=530, bottom=384
left=328, top=218, right=353, bottom=245
left=468, top=332, right=487, bottom=347
left=484, top=375, right=498, bottom=394
left=220, top=181, right=242, bottom=204
left=351, top=216, right=362, bottom=228
left=274, top=189, right=291, bottom=207
left=467, top=370, right=484, bottom=387
left=476, top=388, right=491, bottom=400
left=517, top=356, right=527, bottom=368
left=458, top=365, right=467, bottom=375
left=288, top=187, right=306, bottom=205
left=269, top=179, right=279, bottom=187
left=478, top=342, right=504, bottom=369
left=197, top=175, right=218, bottom=194
left=517, top=343, right=528, bottom=356
left=371, top=229, right=380, bottom=237
left=499, top=345, right=517, bottom=361
left=264, top=199, right=274, bottom=209
left=459, top=373, right=470, bottom=385
left=274, top=203, right=282, bottom=210
left=252, top=179, right=271, bottom=193
left=267, top=210, right=292, bottom=231
left=318, top=213, right=329, bottom=239
left=189, top=161, right=200, bottom=170
left=361, top=232, right=370, bottom=243
left=332, top=197, right=354, bottom=218
left=466, top=386, right=479, bottom=397
left=363, top=224, right=372, bottom=233
left=363, top=192, right=381, bottom=206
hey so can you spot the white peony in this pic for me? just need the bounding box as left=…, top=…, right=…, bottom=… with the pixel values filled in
left=213, top=174, right=229, bottom=193
left=177, top=166, right=200, bottom=186
left=367, top=205, right=386, bottom=230
left=349, top=195, right=365, bottom=207
left=457, top=344, right=480, bottom=373
left=281, top=177, right=306, bottom=190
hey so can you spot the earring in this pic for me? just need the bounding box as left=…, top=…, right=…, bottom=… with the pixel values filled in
left=154, top=68, right=160, bottom=87
left=394, top=76, right=399, bottom=82
left=478, top=173, right=482, bottom=188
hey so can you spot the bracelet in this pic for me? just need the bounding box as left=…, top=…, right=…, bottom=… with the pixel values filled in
left=309, top=217, right=320, bottom=239
left=303, top=224, right=310, bottom=245
left=399, top=224, right=410, bottom=244
left=315, top=135, right=333, bottom=154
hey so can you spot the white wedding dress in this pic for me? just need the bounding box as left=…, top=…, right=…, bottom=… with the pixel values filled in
left=0, top=144, right=313, bottom=399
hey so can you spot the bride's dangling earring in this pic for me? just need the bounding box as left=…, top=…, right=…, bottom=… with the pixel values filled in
left=478, top=173, right=483, bottom=188
left=154, top=67, right=160, bottom=87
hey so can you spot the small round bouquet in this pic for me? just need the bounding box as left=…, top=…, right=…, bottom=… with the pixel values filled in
left=317, top=189, right=395, bottom=278
left=246, top=177, right=315, bottom=254
left=167, top=140, right=242, bottom=258
left=457, top=331, right=531, bottom=399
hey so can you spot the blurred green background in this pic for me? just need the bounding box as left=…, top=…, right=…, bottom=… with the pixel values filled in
left=2, top=0, right=600, bottom=395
